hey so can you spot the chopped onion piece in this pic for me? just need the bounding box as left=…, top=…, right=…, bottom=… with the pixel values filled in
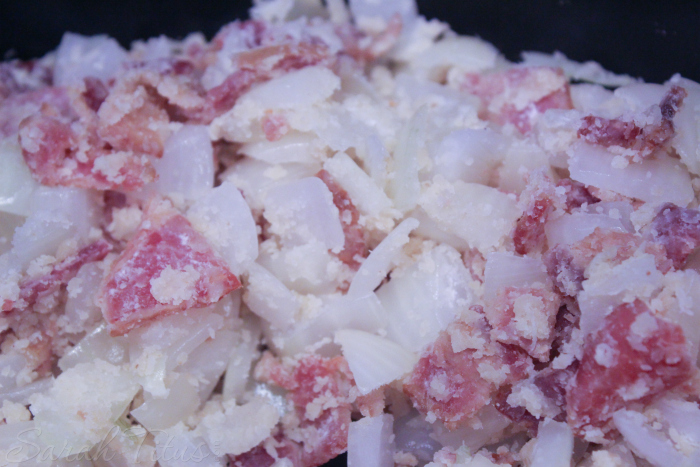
left=336, top=329, right=417, bottom=394
left=244, top=262, right=299, bottom=330
left=11, top=187, right=98, bottom=269
left=64, top=262, right=104, bottom=333
left=54, top=32, right=127, bottom=86
left=222, top=320, right=261, bottom=401
left=431, top=129, right=505, bottom=185
left=378, top=244, right=473, bottom=352
left=654, top=397, right=700, bottom=447
left=545, top=211, right=627, bottom=247
left=132, top=373, right=200, bottom=431
left=323, top=152, right=394, bottom=218
left=388, top=107, right=426, bottom=213
left=0, top=353, right=28, bottom=393
left=521, top=51, right=639, bottom=88
left=347, top=414, right=395, bottom=467
left=614, top=409, right=685, bottom=467
left=155, top=423, right=226, bottom=467
left=0, top=377, right=52, bottom=405
left=178, top=329, right=237, bottom=402
left=150, top=125, right=215, bottom=200
left=529, top=418, right=574, bottom=467
left=670, top=75, right=700, bottom=176
left=240, top=132, right=325, bottom=165
left=277, top=292, right=387, bottom=356
left=59, top=324, right=128, bottom=371
left=569, top=142, right=694, bottom=206
left=349, top=217, right=419, bottom=296
left=196, top=397, right=280, bottom=457
left=0, top=138, right=39, bottom=216
left=264, top=177, right=345, bottom=252
left=431, top=405, right=511, bottom=452
left=419, top=178, right=521, bottom=253
left=223, top=159, right=321, bottom=213
left=410, top=37, right=499, bottom=81
left=187, top=181, right=258, bottom=275
left=483, top=252, right=549, bottom=302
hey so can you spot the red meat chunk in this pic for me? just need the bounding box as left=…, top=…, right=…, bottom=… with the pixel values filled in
left=316, top=169, right=368, bottom=268
left=403, top=320, right=533, bottom=429
left=233, top=353, right=353, bottom=467
left=578, top=85, right=687, bottom=159
left=97, top=200, right=240, bottom=335
left=649, top=203, right=700, bottom=269
left=566, top=300, right=693, bottom=437
left=460, top=67, right=573, bottom=133
left=2, top=239, right=111, bottom=312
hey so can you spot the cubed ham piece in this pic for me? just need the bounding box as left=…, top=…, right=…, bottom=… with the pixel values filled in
left=0, top=59, right=52, bottom=101
left=2, top=239, right=112, bottom=313
left=486, top=286, right=560, bottom=362
left=97, top=200, right=240, bottom=335
left=514, top=171, right=561, bottom=255
left=316, top=169, right=368, bottom=268
left=556, top=179, right=599, bottom=212
left=205, top=40, right=331, bottom=119
left=403, top=319, right=533, bottom=429
left=545, top=228, right=671, bottom=296
left=649, top=202, right=700, bottom=269
left=566, top=300, right=693, bottom=439
left=234, top=353, right=353, bottom=467
left=0, top=87, right=71, bottom=139
left=460, top=66, right=573, bottom=133
left=578, top=85, right=687, bottom=160
left=335, top=14, right=403, bottom=63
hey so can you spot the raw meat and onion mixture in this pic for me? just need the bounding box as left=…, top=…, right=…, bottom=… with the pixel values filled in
left=1, top=0, right=700, bottom=466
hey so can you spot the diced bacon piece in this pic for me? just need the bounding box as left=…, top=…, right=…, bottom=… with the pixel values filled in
left=649, top=203, right=700, bottom=269
left=545, top=228, right=671, bottom=296
left=97, top=200, right=240, bottom=335
left=336, top=14, right=403, bottom=63
left=0, top=59, right=53, bottom=100
left=544, top=246, right=585, bottom=297
left=403, top=320, right=533, bottom=429
left=248, top=352, right=353, bottom=467
left=486, top=286, right=560, bottom=362
left=82, top=77, right=109, bottom=112
left=99, top=99, right=169, bottom=157
left=355, top=387, right=386, bottom=417
left=551, top=298, right=581, bottom=357
left=578, top=85, right=687, bottom=159
left=532, top=364, right=578, bottom=413
left=495, top=363, right=578, bottom=434
left=316, top=169, right=368, bottom=268
left=0, top=87, right=72, bottom=139
left=555, top=179, right=599, bottom=211
left=493, top=386, right=539, bottom=435
left=230, top=445, right=276, bottom=467
left=19, top=114, right=156, bottom=190
left=460, top=67, right=573, bottom=133
left=205, top=41, right=331, bottom=118
left=2, top=239, right=111, bottom=313
left=514, top=171, right=561, bottom=255
left=566, top=300, right=693, bottom=438
left=261, top=112, right=289, bottom=142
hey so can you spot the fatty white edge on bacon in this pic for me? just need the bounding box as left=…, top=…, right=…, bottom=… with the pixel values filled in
left=0, top=0, right=700, bottom=466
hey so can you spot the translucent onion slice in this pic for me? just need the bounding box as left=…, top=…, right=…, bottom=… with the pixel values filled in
left=335, top=329, right=417, bottom=394
left=347, top=414, right=395, bottom=467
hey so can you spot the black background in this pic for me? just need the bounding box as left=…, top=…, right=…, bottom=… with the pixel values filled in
left=1, top=0, right=699, bottom=84
left=1, top=1, right=698, bottom=466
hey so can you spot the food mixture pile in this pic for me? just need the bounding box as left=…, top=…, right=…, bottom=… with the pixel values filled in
left=2, top=0, right=700, bottom=466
